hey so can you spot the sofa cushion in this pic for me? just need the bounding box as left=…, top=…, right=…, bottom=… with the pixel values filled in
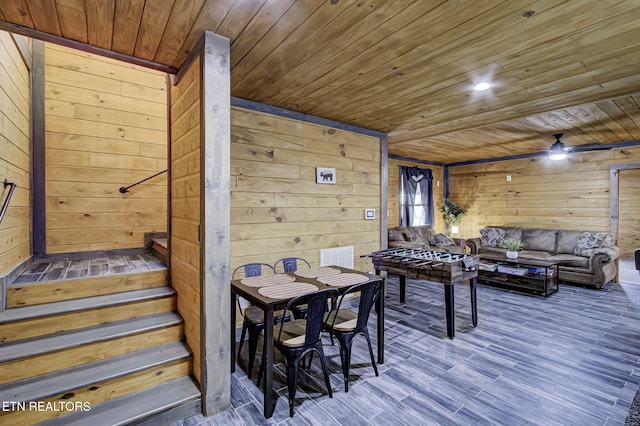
left=556, top=230, right=583, bottom=254
left=480, top=227, right=506, bottom=248
left=477, top=246, right=507, bottom=257
left=502, top=226, right=523, bottom=241
left=574, top=231, right=607, bottom=257
left=521, top=228, right=558, bottom=252
left=547, top=254, right=589, bottom=268
left=518, top=250, right=554, bottom=261
left=428, top=233, right=455, bottom=247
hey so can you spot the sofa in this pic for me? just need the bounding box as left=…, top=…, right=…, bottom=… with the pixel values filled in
left=388, top=225, right=467, bottom=254
left=467, top=226, right=620, bottom=289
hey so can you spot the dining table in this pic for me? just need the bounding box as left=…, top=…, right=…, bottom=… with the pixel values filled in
left=230, top=265, right=385, bottom=419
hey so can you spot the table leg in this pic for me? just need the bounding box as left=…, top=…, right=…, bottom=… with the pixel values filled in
left=263, top=305, right=275, bottom=418
left=231, top=293, right=236, bottom=373
left=376, top=278, right=385, bottom=364
left=399, top=275, right=406, bottom=304
left=444, top=284, right=455, bottom=339
left=470, top=277, right=477, bottom=327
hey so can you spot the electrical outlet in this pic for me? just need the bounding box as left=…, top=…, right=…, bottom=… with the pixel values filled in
left=506, top=175, right=512, bottom=182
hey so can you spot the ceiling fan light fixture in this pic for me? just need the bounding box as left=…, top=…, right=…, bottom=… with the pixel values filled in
left=548, top=133, right=567, bottom=160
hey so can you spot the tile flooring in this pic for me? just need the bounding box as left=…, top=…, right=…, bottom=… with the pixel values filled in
left=173, top=274, right=640, bottom=426
left=9, top=253, right=166, bottom=285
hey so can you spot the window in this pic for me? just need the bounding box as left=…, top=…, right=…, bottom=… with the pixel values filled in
left=399, top=166, right=434, bottom=226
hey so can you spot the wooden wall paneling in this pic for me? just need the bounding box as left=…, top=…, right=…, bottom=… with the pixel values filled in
left=170, top=53, right=201, bottom=387
left=200, top=30, right=231, bottom=416
left=0, top=29, right=31, bottom=276
left=230, top=105, right=382, bottom=274
left=44, top=43, right=168, bottom=253
left=449, top=150, right=640, bottom=245
left=45, top=43, right=168, bottom=90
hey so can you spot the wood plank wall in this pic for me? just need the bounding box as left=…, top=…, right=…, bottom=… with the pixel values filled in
left=230, top=107, right=382, bottom=273
left=44, top=43, right=167, bottom=253
left=0, top=31, right=30, bottom=276
left=387, top=158, right=445, bottom=233
left=448, top=147, right=640, bottom=257
left=169, top=56, right=200, bottom=383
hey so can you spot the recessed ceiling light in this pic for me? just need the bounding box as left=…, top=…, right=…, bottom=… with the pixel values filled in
left=474, top=82, right=491, bottom=91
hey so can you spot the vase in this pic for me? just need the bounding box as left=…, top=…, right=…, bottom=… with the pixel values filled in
left=506, top=251, right=518, bottom=259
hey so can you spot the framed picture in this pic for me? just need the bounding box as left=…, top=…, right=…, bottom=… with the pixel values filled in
left=316, top=167, right=336, bottom=184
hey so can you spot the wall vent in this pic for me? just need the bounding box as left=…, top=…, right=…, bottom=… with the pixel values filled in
left=320, top=246, right=354, bottom=269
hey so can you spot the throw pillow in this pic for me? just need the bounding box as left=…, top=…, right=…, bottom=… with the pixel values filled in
left=428, top=233, right=455, bottom=247
left=480, top=227, right=506, bottom=248
left=574, top=232, right=607, bottom=257
left=403, top=227, right=422, bottom=243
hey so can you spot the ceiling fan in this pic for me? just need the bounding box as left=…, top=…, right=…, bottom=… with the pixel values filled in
left=548, top=133, right=613, bottom=160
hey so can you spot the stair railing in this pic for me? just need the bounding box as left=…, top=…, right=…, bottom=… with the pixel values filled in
left=119, top=169, right=167, bottom=194
left=1, top=179, right=17, bottom=225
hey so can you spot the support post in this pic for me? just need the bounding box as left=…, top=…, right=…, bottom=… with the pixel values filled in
left=199, top=31, right=231, bottom=416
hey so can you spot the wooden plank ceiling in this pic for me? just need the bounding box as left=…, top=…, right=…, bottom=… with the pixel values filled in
left=2, top=0, right=640, bottom=164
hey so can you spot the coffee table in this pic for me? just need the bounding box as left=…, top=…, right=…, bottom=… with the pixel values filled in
left=478, top=255, right=559, bottom=296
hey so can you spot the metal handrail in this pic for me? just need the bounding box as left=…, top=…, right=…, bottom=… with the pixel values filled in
left=0, top=179, right=17, bottom=225
left=119, top=169, right=167, bottom=194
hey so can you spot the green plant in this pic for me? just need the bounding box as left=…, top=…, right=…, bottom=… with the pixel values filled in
left=504, top=238, right=523, bottom=251
left=439, top=198, right=466, bottom=226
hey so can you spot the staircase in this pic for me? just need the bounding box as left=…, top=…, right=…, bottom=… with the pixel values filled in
left=0, top=259, right=201, bottom=425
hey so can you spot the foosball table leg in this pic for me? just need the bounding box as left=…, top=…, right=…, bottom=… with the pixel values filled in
left=470, top=277, right=478, bottom=327
left=444, top=284, right=455, bottom=339
left=399, top=275, right=406, bottom=304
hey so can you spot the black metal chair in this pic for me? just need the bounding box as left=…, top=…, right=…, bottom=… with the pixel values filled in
left=258, top=288, right=338, bottom=417
left=233, top=263, right=276, bottom=379
left=273, top=257, right=311, bottom=273
left=635, top=249, right=640, bottom=274
left=323, top=280, right=382, bottom=392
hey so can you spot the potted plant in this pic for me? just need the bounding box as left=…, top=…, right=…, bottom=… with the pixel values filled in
left=439, top=198, right=466, bottom=236
left=504, top=238, right=523, bottom=259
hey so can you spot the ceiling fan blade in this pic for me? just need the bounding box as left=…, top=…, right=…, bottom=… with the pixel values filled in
left=566, top=143, right=612, bottom=152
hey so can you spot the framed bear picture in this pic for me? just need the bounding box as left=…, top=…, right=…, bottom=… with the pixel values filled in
left=316, top=167, right=336, bottom=184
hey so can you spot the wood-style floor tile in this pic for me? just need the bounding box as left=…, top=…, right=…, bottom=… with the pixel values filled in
left=187, top=276, right=640, bottom=425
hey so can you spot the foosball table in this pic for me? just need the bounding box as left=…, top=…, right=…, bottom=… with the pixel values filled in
left=363, top=248, right=480, bottom=339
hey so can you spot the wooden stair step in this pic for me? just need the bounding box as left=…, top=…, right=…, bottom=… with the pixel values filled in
left=5, top=269, right=168, bottom=308
left=0, top=287, right=175, bottom=324
left=152, top=238, right=167, bottom=255
left=39, top=376, right=201, bottom=426
left=0, top=312, right=182, bottom=363
left=0, top=341, right=190, bottom=403
left=151, top=238, right=168, bottom=266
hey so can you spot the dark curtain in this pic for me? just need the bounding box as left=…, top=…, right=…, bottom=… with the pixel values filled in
left=400, top=166, right=434, bottom=226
